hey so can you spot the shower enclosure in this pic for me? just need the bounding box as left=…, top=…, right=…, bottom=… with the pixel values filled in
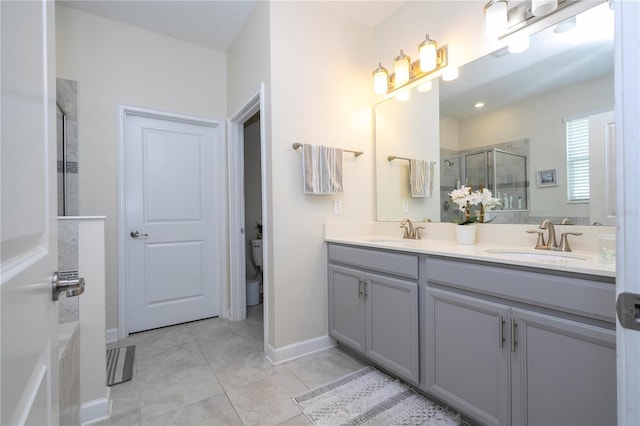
left=441, top=148, right=528, bottom=222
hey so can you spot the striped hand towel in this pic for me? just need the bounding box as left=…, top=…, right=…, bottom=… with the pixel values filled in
left=302, top=144, right=343, bottom=194
left=409, top=159, right=434, bottom=197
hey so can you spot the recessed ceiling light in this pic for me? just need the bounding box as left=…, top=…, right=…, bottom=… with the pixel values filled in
left=474, top=102, right=485, bottom=109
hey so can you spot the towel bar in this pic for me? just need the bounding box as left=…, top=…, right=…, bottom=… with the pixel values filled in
left=388, top=155, right=435, bottom=165
left=292, top=143, right=363, bottom=157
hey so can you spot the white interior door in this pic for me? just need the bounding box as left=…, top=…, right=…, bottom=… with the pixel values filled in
left=124, top=111, right=221, bottom=333
left=1, top=1, right=60, bottom=424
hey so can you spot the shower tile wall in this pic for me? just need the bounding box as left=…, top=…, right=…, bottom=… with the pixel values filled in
left=57, top=78, right=79, bottom=216
left=58, top=219, right=79, bottom=323
left=440, top=139, right=530, bottom=224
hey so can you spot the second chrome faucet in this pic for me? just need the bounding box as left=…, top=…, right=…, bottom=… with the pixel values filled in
left=400, top=218, right=425, bottom=240
left=527, top=219, right=582, bottom=252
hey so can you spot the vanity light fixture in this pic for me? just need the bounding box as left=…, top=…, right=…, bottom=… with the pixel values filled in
left=531, top=0, right=557, bottom=17
left=484, top=0, right=577, bottom=40
left=484, top=0, right=508, bottom=39
left=373, top=63, right=389, bottom=95
left=418, top=34, right=438, bottom=72
left=393, top=50, right=411, bottom=88
left=371, top=37, right=448, bottom=95
left=474, top=102, right=486, bottom=109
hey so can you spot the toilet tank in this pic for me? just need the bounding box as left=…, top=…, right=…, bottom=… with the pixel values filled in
left=251, top=239, right=263, bottom=268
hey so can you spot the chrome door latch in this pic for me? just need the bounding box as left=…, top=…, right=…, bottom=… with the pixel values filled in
left=616, top=292, right=640, bottom=331
left=51, top=271, right=85, bottom=301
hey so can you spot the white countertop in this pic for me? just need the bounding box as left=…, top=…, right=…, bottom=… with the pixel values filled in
left=325, top=234, right=616, bottom=279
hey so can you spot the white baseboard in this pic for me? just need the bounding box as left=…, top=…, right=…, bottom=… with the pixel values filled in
left=266, top=335, right=336, bottom=365
left=105, top=328, right=119, bottom=344
left=79, top=392, right=111, bottom=425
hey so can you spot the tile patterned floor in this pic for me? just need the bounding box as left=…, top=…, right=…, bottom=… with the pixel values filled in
left=100, top=305, right=367, bottom=426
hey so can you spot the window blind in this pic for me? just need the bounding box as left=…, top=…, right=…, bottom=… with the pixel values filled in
left=566, top=117, right=590, bottom=202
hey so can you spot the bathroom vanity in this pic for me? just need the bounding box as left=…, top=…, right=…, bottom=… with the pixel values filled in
left=326, top=234, right=616, bottom=426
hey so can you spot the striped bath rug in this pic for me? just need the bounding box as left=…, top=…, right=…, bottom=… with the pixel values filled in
left=293, top=366, right=461, bottom=425
left=106, top=345, right=135, bottom=386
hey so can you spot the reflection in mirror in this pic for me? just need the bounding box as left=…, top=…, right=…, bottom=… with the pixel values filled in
left=375, top=2, right=614, bottom=225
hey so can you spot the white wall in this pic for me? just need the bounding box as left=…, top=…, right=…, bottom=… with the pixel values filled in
left=56, top=6, right=227, bottom=330
left=268, top=1, right=375, bottom=348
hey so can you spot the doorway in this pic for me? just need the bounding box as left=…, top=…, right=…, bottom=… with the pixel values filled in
left=228, top=85, right=269, bottom=354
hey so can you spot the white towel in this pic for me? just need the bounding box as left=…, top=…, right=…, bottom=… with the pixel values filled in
left=409, top=159, right=434, bottom=198
left=302, top=144, right=343, bottom=194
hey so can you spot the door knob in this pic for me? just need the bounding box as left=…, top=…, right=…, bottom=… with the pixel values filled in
left=130, top=230, right=148, bottom=239
left=51, top=271, right=85, bottom=301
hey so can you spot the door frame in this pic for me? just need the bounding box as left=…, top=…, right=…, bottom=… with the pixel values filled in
left=227, top=85, right=269, bottom=337
left=116, top=104, right=227, bottom=339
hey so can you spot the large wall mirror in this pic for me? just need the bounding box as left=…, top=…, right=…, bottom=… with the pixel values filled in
left=374, top=2, right=614, bottom=225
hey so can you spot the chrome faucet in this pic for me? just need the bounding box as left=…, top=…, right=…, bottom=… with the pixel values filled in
left=400, top=218, right=424, bottom=240
left=539, top=219, right=557, bottom=249
left=527, top=219, right=582, bottom=252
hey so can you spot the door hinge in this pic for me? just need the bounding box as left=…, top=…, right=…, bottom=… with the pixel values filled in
left=616, top=292, right=640, bottom=331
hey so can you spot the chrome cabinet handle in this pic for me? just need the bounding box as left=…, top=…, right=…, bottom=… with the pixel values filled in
left=511, top=318, right=518, bottom=352
left=363, top=281, right=368, bottom=298
left=358, top=279, right=364, bottom=297
left=130, top=230, right=149, bottom=239
left=51, top=271, right=85, bottom=301
left=499, top=315, right=505, bottom=349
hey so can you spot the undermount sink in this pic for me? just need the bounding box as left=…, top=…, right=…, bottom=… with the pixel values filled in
left=363, top=237, right=407, bottom=243
left=485, top=248, right=591, bottom=261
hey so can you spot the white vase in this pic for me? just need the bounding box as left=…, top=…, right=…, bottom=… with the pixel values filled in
left=456, top=224, right=477, bottom=245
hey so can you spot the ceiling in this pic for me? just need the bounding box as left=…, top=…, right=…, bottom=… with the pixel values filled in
left=57, top=0, right=405, bottom=52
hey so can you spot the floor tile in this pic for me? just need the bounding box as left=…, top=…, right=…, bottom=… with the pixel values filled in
left=283, top=347, right=367, bottom=389
left=135, top=343, right=209, bottom=380
left=141, top=394, right=242, bottom=426
left=134, top=323, right=197, bottom=356
left=225, top=369, right=308, bottom=426
left=209, top=350, right=282, bottom=390
left=200, top=333, right=264, bottom=362
left=138, top=364, right=224, bottom=419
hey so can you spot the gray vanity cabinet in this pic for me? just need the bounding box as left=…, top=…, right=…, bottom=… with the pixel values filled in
left=327, top=244, right=419, bottom=383
left=423, top=257, right=617, bottom=426
left=423, top=287, right=511, bottom=426
left=510, top=308, right=616, bottom=426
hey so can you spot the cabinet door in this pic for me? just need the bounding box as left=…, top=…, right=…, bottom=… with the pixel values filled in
left=511, top=308, right=616, bottom=426
left=423, top=287, right=510, bottom=426
left=365, top=273, right=419, bottom=383
left=328, top=264, right=366, bottom=354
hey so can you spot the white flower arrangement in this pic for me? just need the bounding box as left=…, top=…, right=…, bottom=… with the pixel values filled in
left=449, top=186, right=501, bottom=224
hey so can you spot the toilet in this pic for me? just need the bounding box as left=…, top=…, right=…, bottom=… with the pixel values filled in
left=246, top=239, right=263, bottom=306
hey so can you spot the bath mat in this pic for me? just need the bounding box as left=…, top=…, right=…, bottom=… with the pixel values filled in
left=293, top=366, right=461, bottom=426
left=106, top=345, right=135, bottom=386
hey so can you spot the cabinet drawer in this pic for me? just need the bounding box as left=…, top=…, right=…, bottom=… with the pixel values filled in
left=426, top=257, right=615, bottom=322
left=328, top=244, right=418, bottom=279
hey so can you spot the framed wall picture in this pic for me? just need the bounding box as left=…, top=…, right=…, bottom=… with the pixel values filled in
left=537, top=168, right=558, bottom=187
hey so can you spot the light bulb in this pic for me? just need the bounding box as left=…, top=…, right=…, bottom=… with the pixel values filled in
left=508, top=36, right=529, bottom=53
left=418, top=34, right=438, bottom=72
left=372, top=63, right=389, bottom=95
left=393, top=50, right=411, bottom=88
left=396, top=90, right=411, bottom=102
left=484, top=0, right=508, bottom=39
left=442, top=67, right=459, bottom=82
left=418, top=81, right=433, bottom=93
left=532, top=0, right=557, bottom=17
